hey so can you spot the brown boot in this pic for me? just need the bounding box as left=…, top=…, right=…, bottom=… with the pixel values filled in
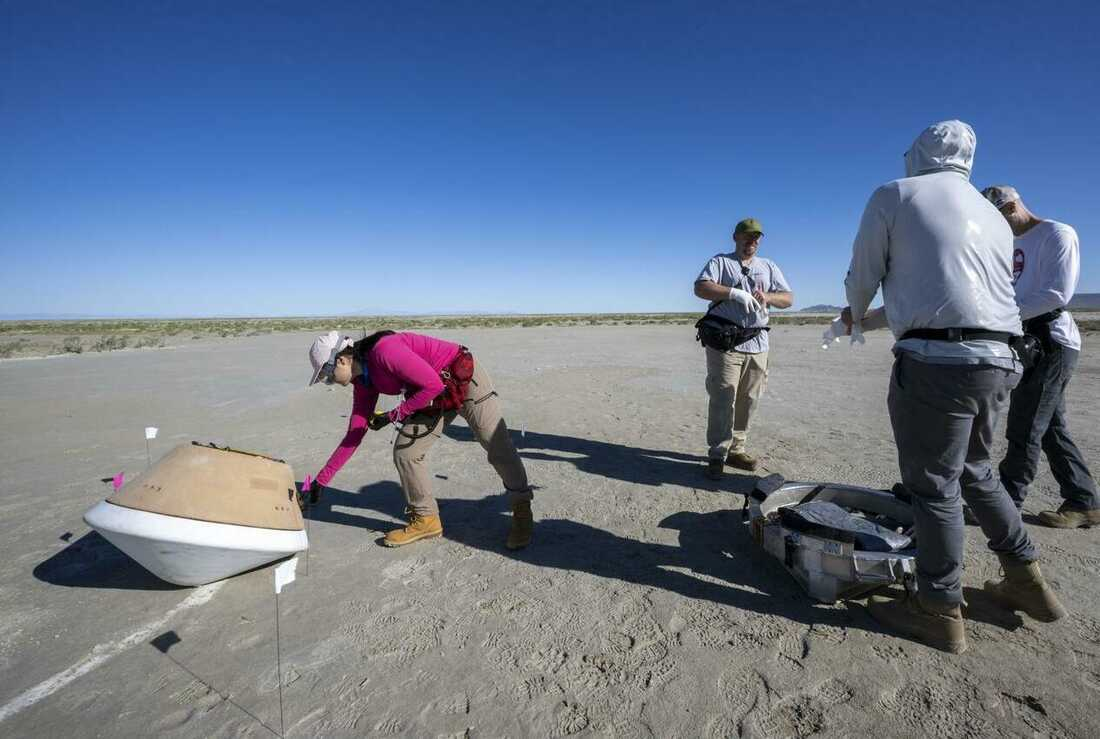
left=383, top=512, right=443, bottom=547
left=506, top=500, right=533, bottom=550
left=1037, top=505, right=1100, bottom=529
left=868, top=593, right=967, bottom=654
left=705, top=458, right=724, bottom=481
left=983, top=558, right=1067, bottom=622
left=726, top=450, right=759, bottom=471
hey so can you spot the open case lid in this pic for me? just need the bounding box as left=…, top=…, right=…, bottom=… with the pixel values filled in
left=108, top=442, right=304, bottom=531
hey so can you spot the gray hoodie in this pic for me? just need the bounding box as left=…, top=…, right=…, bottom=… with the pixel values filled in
left=845, top=120, right=1021, bottom=367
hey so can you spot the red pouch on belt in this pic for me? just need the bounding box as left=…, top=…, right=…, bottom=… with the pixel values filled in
left=431, top=349, right=474, bottom=411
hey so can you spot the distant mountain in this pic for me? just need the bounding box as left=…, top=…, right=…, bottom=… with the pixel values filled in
left=1069, top=293, right=1100, bottom=311
left=796, top=304, right=844, bottom=314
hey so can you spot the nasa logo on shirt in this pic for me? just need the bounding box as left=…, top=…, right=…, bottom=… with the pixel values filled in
left=1012, top=249, right=1025, bottom=284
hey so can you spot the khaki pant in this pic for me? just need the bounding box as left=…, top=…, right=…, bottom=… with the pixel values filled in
left=705, top=347, right=769, bottom=460
left=393, top=358, right=531, bottom=517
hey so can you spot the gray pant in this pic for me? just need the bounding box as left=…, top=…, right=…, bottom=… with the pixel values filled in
left=888, top=353, right=1036, bottom=607
left=999, top=344, right=1100, bottom=510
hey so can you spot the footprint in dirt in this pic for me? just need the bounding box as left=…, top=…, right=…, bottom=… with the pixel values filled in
left=549, top=701, right=590, bottom=737
left=374, top=717, right=403, bottom=734
left=730, top=673, right=855, bottom=738
left=718, top=666, right=764, bottom=724
left=704, top=715, right=741, bottom=738
left=745, top=695, right=825, bottom=739
left=151, top=708, right=194, bottom=732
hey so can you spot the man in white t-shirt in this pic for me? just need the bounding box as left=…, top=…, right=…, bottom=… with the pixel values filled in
left=694, top=218, right=793, bottom=480
left=982, top=186, right=1100, bottom=528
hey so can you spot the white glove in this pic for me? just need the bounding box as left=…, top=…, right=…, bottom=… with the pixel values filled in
left=850, top=323, right=866, bottom=346
left=820, top=317, right=846, bottom=349
left=727, top=287, right=761, bottom=313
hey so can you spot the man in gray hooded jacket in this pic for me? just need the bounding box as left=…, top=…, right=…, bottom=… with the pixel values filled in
left=844, top=120, right=1065, bottom=653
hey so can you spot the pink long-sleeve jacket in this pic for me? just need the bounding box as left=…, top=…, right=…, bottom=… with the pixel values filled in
left=316, top=332, right=462, bottom=486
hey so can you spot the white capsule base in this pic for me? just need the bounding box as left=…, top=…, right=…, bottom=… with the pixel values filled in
left=84, top=500, right=309, bottom=586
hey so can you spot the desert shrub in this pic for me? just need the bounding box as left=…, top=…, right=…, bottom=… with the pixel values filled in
left=0, top=339, right=29, bottom=358
left=91, top=335, right=128, bottom=352
left=61, top=336, right=83, bottom=353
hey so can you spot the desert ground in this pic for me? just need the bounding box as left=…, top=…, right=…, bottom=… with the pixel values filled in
left=1, top=324, right=1099, bottom=738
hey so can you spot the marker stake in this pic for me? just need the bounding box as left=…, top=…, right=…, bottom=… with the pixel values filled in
left=272, top=557, right=298, bottom=738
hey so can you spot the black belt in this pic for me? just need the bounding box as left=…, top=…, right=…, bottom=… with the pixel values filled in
left=900, top=327, right=1015, bottom=344
left=1024, top=309, right=1063, bottom=332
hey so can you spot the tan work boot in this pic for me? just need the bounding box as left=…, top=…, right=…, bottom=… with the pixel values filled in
left=726, top=450, right=759, bottom=472
left=1037, top=505, right=1100, bottom=529
left=983, top=558, right=1067, bottom=622
left=506, top=500, right=534, bottom=550
left=705, top=458, right=724, bottom=481
left=868, top=593, right=967, bottom=654
left=383, top=512, right=443, bottom=547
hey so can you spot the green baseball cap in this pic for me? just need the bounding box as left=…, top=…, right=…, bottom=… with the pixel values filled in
left=734, top=218, right=764, bottom=235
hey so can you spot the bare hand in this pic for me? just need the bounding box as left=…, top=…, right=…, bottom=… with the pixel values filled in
left=752, top=288, right=768, bottom=307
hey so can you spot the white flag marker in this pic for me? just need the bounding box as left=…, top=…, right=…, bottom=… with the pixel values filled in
left=143, top=427, right=158, bottom=467
left=274, top=557, right=298, bottom=594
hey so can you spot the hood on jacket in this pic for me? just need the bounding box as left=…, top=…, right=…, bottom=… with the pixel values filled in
left=903, top=120, right=976, bottom=179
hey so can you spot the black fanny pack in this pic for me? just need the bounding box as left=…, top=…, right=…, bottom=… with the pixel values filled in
left=1017, top=309, right=1064, bottom=373
left=899, top=326, right=1040, bottom=370
left=695, top=309, right=768, bottom=352
left=1023, top=309, right=1063, bottom=350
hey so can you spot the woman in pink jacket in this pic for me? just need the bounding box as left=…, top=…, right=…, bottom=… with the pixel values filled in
left=307, top=330, right=534, bottom=549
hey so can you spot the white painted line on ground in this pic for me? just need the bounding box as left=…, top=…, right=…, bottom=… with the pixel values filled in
left=0, top=581, right=225, bottom=724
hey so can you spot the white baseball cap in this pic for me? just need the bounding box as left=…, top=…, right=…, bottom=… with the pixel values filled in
left=981, top=185, right=1020, bottom=210
left=308, top=331, right=353, bottom=386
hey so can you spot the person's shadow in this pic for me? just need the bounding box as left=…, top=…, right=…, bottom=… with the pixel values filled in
left=309, top=485, right=858, bottom=629
left=446, top=423, right=761, bottom=497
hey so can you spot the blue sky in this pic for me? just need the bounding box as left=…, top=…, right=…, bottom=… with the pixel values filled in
left=2, top=1, right=1098, bottom=317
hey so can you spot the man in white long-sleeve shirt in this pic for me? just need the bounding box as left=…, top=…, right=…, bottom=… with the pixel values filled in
left=844, top=121, right=1064, bottom=654
left=981, top=186, right=1100, bottom=528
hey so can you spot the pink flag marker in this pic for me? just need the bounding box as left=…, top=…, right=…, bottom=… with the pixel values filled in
left=112, top=472, right=125, bottom=491
left=302, top=474, right=312, bottom=492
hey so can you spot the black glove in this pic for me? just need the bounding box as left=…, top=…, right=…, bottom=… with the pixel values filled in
left=368, top=410, right=393, bottom=431
left=297, top=478, right=322, bottom=509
